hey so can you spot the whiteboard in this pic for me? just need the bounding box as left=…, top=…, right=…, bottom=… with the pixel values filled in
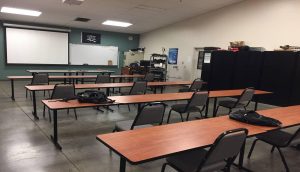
left=6, top=27, right=69, bottom=64
left=70, top=44, right=118, bottom=65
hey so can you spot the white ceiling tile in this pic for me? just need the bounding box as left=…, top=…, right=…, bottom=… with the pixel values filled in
left=0, top=0, right=244, bottom=33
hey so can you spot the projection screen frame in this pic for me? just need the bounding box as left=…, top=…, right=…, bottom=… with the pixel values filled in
left=4, top=25, right=70, bottom=65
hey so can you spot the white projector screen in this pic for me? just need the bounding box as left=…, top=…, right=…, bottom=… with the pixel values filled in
left=5, top=27, right=69, bottom=65
left=70, top=44, right=118, bottom=65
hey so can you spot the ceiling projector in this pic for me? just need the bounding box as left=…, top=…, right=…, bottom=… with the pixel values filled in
left=62, top=0, right=84, bottom=5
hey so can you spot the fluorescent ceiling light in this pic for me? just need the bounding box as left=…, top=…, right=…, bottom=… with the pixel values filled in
left=1, top=7, right=41, bottom=17
left=102, top=20, right=132, bottom=27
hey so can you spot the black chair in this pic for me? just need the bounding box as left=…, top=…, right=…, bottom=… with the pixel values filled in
left=113, top=102, right=167, bottom=132
left=179, top=78, right=203, bottom=92
left=120, top=81, right=147, bottom=111
left=43, top=84, right=77, bottom=122
left=95, top=74, right=113, bottom=112
left=167, top=91, right=208, bottom=123
left=26, top=73, right=49, bottom=98
left=144, top=72, right=155, bottom=82
left=161, top=128, right=248, bottom=172
left=95, top=74, right=110, bottom=84
left=214, top=87, right=254, bottom=116
left=248, top=127, right=300, bottom=172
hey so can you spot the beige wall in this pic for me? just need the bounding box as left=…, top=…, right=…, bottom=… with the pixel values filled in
left=140, top=0, right=300, bottom=80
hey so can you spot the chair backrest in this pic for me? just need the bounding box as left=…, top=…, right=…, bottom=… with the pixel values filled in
left=287, top=127, right=300, bottom=146
left=197, top=128, right=248, bottom=172
left=144, top=73, right=155, bottom=82
left=131, top=102, right=167, bottom=129
left=185, top=91, right=208, bottom=110
left=51, top=84, right=76, bottom=99
left=189, top=78, right=203, bottom=91
left=236, top=87, right=255, bottom=106
left=95, top=74, right=110, bottom=83
left=31, top=73, right=49, bottom=85
left=129, top=81, right=147, bottom=95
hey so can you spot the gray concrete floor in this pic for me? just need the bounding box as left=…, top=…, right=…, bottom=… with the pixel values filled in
left=0, top=80, right=299, bottom=172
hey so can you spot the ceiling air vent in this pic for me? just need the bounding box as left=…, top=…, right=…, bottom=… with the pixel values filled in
left=74, top=17, right=90, bottom=22
left=62, top=0, right=84, bottom=5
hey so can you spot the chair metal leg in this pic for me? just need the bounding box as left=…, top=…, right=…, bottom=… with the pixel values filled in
left=214, top=105, right=220, bottom=116
left=128, top=104, right=131, bottom=111
left=167, top=109, right=173, bottom=123
left=186, top=112, right=190, bottom=121
left=96, top=107, right=104, bottom=112
left=74, top=109, right=77, bottom=120
left=161, top=163, right=168, bottom=172
left=179, top=113, right=184, bottom=122
left=248, top=139, right=259, bottom=158
left=271, top=146, right=275, bottom=153
left=277, top=147, right=290, bottom=172
left=67, top=109, right=69, bottom=115
left=229, top=108, right=232, bottom=114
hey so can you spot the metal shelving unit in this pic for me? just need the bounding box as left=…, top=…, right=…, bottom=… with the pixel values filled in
left=149, top=53, right=168, bottom=81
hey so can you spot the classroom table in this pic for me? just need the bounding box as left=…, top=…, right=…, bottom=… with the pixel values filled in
left=97, top=105, right=300, bottom=172
left=29, top=81, right=194, bottom=119
left=26, top=69, right=115, bottom=75
left=111, top=89, right=271, bottom=117
left=42, top=89, right=269, bottom=149
left=7, top=74, right=144, bottom=100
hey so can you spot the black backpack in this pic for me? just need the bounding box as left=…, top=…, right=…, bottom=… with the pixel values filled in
left=77, top=90, right=115, bottom=104
left=229, top=110, right=282, bottom=127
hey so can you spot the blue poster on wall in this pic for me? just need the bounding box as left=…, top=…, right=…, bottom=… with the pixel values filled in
left=168, top=48, right=178, bottom=64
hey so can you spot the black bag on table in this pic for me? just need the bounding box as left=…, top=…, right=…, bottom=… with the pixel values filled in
left=77, top=90, right=115, bottom=104
left=229, top=110, right=282, bottom=127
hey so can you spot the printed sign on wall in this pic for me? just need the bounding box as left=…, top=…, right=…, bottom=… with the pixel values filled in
left=81, top=32, right=101, bottom=44
left=168, top=48, right=178, bottom=64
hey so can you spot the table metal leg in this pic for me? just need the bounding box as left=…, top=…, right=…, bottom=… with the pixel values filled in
left=160, top=86, right=163, bottom=93
left=120, top=157, right=126, bottom=172
left=213, top=98, right=218, bottom=117
left=81, top=72, right=84, bottom=84
left=232, top=141, right=252, bottom=172
left=205, top=98, right=209, bottom=118
left=50, top=110, right=62, bottom=150
left=112, top=78, right=115, bottom=93
left=106, top=88, right=110, bottom=96
left=32, top=91, right=39, bottom=120
left=63, top=73, right=66, bottom=84
left=119, top=77, right=122, bottom=92
left=11, top=79, right=15, bottom=101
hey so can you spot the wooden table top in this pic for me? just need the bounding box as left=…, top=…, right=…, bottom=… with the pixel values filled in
left=96, top=105, right=300, bottom=164
left=26, top=69, right=115, bottom=73
left=25, top=81, right=193, bottom=91
left=7, top=74, right=144, bottom=80
left=42, top=89, right=270, bottom=110
left=42, top=99, right=115, bottom=110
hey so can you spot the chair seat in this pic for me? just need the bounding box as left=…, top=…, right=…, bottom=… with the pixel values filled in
left=218, top=100, right=244, bottom=108
left=171, top=104, right=200, bottom=113
left=115, top=120, right=153, bottom=131
left=256, top=130, right=292, bottom=147
left=166, top=149, right=226, bottom=172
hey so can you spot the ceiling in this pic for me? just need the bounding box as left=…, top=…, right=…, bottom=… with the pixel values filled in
left=0, top=0, right=243, bottom=34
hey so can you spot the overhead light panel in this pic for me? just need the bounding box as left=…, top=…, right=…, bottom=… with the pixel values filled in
left=102, top=20, right=132, bottom=27
left=1, top=7, right=41, bottom=17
